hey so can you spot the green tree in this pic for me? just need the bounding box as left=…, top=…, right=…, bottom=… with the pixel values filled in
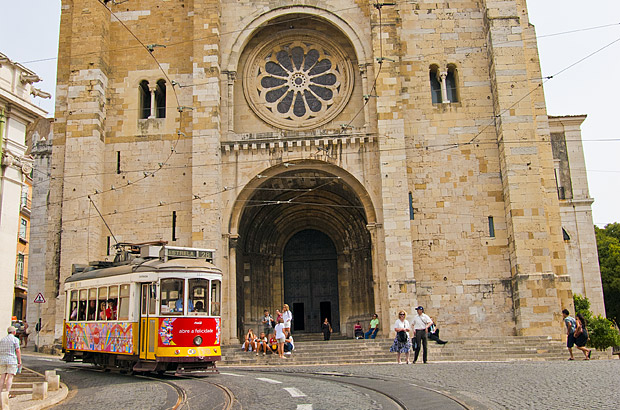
left=594, top=223, right=620, bottom=323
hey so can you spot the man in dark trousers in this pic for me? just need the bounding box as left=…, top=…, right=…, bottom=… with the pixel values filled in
left=411, top=306, right=433, bottom=364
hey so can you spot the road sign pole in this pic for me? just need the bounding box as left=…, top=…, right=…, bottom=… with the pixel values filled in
left=36, top=303, right=40, bottom=353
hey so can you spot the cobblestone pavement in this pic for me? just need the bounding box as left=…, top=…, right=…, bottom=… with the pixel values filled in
left=24, top=354, right=620, bottom=409
left=257, top=359, right=620, bottom=409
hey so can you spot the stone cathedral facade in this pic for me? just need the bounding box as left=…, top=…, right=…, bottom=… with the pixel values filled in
left=29, top=0, right=605, bottom=347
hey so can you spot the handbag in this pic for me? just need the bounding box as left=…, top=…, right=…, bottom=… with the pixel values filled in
left=397, top=330, right=408, bottom=343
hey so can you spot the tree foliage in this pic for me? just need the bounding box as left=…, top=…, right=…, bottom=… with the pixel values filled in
left=573, top=294, right=620, bottom=351
left=595, top=223, right=620, bottom=323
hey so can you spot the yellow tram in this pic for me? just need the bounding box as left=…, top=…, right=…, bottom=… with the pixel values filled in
left=62, top=243, right=222, bottom=375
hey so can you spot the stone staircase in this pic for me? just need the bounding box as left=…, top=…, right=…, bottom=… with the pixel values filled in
left=10, top=368, right=45, bottom=397
left=220, top=335, right=612, bottom=366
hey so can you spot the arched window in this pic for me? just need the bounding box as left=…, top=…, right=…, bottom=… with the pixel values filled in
left=139, top=80, right=151, bottom=119
left=155, top=79, right=166, bottom=118
left=446, top=64, right=459, bottom=103
left=429, top=65, right=442, bottom=104
left=430, top=64, right=460, bottom=104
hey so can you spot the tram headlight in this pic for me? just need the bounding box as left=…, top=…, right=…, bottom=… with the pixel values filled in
left=193, top=336, right=203, bottom=346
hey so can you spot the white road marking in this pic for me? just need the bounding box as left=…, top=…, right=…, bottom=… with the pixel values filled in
left=219, top=372, right=244, bottom=377
left=296, top=405, right=313, bottom=410
left=284, top=387, right=306, bottom=397
left=256, top=377, right=282, bottom=384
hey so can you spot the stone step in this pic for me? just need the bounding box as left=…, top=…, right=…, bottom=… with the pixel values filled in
left=220, top=336, right=611, bottom=366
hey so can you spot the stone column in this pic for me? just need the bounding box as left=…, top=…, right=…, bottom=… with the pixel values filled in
left=483, top=0, right=570, bottom=337
left=43, top=0, right=110, bottom=347
left=370, top=4, right=417, bottom=327
left=439, top=71, right=448, bottom=103
left=148, top=84, right=157, bottom=119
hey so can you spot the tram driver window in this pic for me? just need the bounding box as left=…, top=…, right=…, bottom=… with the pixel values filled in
left=210, top=280, right=221, bottom=316
left=78, top=289, right=88, bottom=321
left=161, top=278, right=185, bottom=314
left=189, top=279, right=208, bottom=315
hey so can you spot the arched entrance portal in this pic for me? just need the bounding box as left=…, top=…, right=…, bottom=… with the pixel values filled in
left=284, top=229, right=339, bottom=333
left=234, top=166, right=374, bottom=338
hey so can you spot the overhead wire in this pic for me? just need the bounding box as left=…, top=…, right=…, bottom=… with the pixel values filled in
left=26, top=1, right=620, bottom=222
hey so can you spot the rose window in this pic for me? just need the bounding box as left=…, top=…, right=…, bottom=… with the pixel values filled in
left=244, top=32, right=354, bottom=130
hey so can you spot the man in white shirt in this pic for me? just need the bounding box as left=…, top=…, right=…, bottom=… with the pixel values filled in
left=411, top=306, right=433, bottom=364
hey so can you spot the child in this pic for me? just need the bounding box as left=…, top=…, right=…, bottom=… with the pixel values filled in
left=256, top=332, right=268, bottom=356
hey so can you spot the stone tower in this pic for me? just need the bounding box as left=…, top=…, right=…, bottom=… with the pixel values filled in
left=31, top=0, right=604, bottom=347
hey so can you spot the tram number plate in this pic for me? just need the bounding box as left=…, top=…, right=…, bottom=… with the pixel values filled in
left=167, top=249, right=213, bottom=260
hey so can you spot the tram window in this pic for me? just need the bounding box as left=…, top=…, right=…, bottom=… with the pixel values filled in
left=98, top=287, right=108, bottom=320
left=189, top=279, right=208, bottom=315
left=160, top=279, right=184, bottom=315
left=109, top=286, right=119, bottom=320
left=78, top=290, right=88, bottom=321
left=118, top=284, right=130, bottom=320
left=69, top=291, right=78, bottom=321
left=210, top=280, right=221, bottom=316
left=87, top=289, right=97, bottom=320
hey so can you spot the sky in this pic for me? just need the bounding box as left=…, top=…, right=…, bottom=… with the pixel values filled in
left=1, top=1, right=618, bottom=227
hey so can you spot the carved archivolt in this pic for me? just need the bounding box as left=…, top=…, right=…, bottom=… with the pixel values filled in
left=243, top=30, right=354, bottom=130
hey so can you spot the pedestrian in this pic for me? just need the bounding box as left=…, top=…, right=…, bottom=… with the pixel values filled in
left=321, top=318, right=332, bottom=341
left=574, top=313, right=592, bottom=360
left=19, top=321, right=29, bottom=348
left=427, top=318, right=447, bottom=344
left=261, top=309, right=274, bottom=336
left=389, top=310, right=412, bottom=364
left=274, top=317, right=286, bottom=358
left=256, top=332, right=268, bottom=356
left=282, top=304, right=292, bottom=336
left=411, top=306, right=433, bottom=363
left=354, top=321, right=364, bottom=339
left=0, top=326, right=22, bottom=398
left=242, top=328, right=256, bottom=352
left=284, top=334, right=294, bottom=355
left=562, top=308, right=577, bottom=360
left=364, top=314, right=379, bottom=339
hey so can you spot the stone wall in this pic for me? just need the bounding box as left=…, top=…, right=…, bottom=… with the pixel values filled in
left=34, top=0, right=603, bottom=346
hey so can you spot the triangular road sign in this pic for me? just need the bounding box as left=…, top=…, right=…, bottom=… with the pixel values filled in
left=33, top=293, right=46, bottom=303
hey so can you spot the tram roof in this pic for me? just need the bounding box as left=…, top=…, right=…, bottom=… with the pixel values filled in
left=65, top=257, right=221, bottom=284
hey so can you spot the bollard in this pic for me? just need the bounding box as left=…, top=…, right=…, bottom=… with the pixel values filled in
left=0, top=391, right=8, bottom=409
left=44, top=371, right=60, bottom=391
left=32, top=381, right=48, bottom=400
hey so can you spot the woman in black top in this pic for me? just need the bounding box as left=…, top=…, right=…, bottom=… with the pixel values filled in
left=321, top=318, right=332, bottom=341
left=574, top=313, right=592, bottom=360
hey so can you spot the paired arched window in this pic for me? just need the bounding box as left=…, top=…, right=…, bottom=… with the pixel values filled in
left=429, top=64, right=459, bottom=104
left=139, top=79, right=166, bottom=119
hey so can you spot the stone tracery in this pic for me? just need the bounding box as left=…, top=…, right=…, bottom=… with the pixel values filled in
left=244, top=31, right=354, bottom=130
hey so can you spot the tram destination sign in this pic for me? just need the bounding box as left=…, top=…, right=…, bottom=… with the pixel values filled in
left=162, top=246, right=215, bottom=262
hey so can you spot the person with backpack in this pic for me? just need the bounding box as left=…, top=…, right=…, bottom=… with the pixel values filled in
left=261, top=309, right=274, bottom=336
left=562, top=309, right=577, bottom=360
left=389, top=310, right=412, bottom=364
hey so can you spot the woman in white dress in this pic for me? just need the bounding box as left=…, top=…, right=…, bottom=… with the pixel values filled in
left=282, top=304, right=293, bottom=337
left=389, top=310, right=412, bottom=364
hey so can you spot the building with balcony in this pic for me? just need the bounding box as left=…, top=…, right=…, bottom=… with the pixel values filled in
left=0, top=51, right=48, bottom=332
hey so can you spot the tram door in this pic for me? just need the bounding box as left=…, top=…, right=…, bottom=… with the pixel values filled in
left=139, top=283, right=158, bottom=360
